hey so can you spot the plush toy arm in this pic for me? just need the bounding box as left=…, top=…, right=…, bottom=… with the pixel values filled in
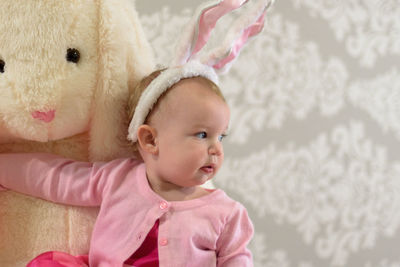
left=0, top=153, right=107, bottom=206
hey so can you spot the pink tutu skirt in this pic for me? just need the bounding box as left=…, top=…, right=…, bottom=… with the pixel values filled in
left=27, top=251, right=89, bottom=267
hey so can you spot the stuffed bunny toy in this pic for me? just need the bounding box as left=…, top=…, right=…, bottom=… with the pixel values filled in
left=0, top=0, right=154, bottom=265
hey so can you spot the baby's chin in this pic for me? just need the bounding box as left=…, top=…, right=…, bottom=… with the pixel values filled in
left=195, top=174, right=214, bottom=186
left=201, top=179, right=216, bottom=189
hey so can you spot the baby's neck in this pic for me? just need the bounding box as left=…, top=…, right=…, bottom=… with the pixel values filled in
left=157, top=187, right=210, bottom=202
left=146, top=175, right=210, bottom=201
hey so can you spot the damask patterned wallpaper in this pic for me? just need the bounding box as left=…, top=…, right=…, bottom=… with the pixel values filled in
left=136, top=1, right=400, bottom=266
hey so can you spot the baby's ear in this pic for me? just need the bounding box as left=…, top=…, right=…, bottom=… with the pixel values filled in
left=137, top=125, right=158, bottom=155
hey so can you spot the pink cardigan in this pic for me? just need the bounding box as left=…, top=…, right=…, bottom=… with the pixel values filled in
left=0, top=153, right=254, bottom=267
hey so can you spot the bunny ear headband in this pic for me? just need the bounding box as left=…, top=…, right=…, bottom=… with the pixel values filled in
left=127, top=0, right=275, bottom=142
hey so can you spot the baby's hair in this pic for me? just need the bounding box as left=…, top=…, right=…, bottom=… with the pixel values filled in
left=127, top=68, right=226, bottom=157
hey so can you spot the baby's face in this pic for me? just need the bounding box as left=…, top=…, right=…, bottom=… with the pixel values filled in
left=150, top=77, right=230, bottom=188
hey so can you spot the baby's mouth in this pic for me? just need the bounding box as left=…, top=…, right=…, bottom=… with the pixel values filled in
left=201, top=164, right=215, bottom=173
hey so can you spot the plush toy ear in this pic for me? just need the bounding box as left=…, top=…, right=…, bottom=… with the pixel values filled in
left=89, top=0, right=154, bottom=161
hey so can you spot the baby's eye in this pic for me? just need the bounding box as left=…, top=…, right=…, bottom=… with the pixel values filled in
left=195, top=132, right=207, bottom=139
left=0, top=59, right=5, bottom=73
left=218, top=134, right=227, bottom=142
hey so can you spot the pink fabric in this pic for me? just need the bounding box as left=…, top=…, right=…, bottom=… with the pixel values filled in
left=27, top=251, right=89, bottom=267
left=125, top=220, right=159, bottom=267
left=27, top=221, right=160, bottom=267
left=0, top=153, right=254, bottom=267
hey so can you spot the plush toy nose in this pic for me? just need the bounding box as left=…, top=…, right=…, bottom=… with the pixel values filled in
left=31, top=110, right=56, bottom=123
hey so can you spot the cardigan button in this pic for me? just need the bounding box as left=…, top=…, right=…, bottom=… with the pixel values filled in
left=159, top=201, right=169, bottom=210
left=159, top=238, right=168, bottom=246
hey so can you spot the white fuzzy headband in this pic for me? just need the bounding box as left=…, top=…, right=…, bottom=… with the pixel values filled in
left=127, top=0, right=275, bottom=142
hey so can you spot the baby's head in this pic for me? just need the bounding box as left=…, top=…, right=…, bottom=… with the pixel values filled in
left=127, top=63, right=230, bottom=187
left=124, top=0, right=272, bottom=190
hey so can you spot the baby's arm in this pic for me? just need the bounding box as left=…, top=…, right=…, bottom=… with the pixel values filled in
left=216, top=203, right=254, bottom=267
left=0, top=153, right=108, bottom=206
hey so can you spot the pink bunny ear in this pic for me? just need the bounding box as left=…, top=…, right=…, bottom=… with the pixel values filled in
left=173, top=0, right=250, bottom=66
left=173, top=0, right=274, bottom=71
left=201, top=0, right=274, bottom=72
left=190, top=0, right=249, bottom=58
left=212, top=8, right=266, bottom=70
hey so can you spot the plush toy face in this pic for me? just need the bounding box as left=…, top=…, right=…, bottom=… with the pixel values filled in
left=0, top=0, right=98, bottom=142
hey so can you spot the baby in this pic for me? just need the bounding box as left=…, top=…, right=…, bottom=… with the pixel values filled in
left=0, top=61, right=254, bottom=266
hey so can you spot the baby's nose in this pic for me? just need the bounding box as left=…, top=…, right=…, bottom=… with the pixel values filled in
left=31, top=110, right=55, bottom=123
left=209, top=142, right=223, bottom=156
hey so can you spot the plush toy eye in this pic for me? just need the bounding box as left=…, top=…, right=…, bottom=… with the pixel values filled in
left=66, top=48, right=80, bottom=63
left=0, top=59, right=5, bottom=73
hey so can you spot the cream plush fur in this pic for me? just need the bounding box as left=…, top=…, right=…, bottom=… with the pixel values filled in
left=0, top=0, right=154, bottom=266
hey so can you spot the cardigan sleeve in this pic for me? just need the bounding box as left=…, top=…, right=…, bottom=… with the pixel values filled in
left=216, top=203, right=254, bottom=267
left=0, top=152, right=122, bottom=206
